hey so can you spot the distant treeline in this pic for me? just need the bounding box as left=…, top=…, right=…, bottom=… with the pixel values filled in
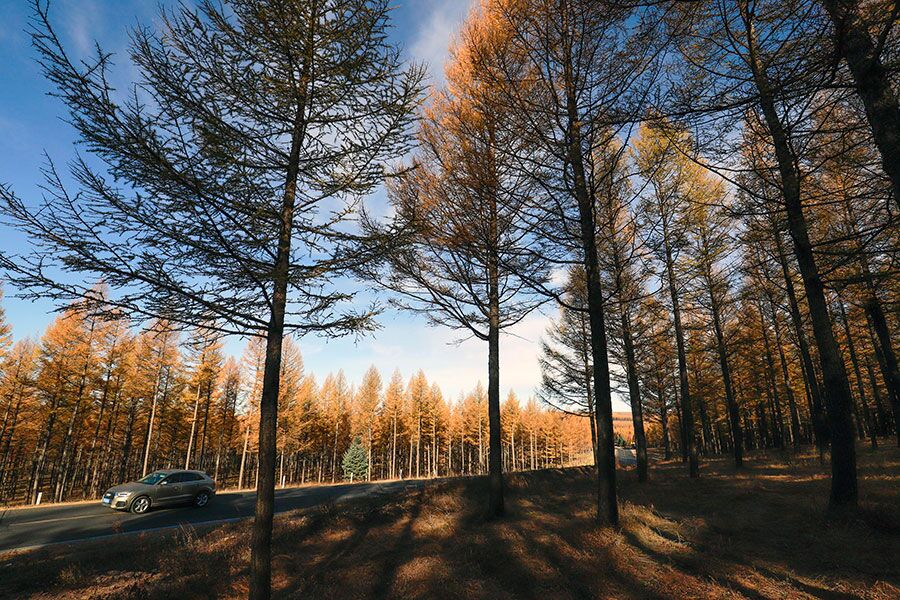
left=0, top=303, right=593, bottom=506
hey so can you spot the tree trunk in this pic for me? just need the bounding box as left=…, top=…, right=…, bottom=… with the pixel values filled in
left=662, top=228, right=698, bottom=477
left=864, top=301, right=900, bottom=445
left=184, top=382, right=202, bottom=470
left=746, top=19, right=857, bottom=510
left=702, top=250, right=743, bottom=467
left=843, top=189, right=900, bottom=445
left=198, top=382, right=213, bottom=470
left=866, top=356, right=889, bottom=436
left=866, top=315, right=900, bottom=445
left=31, top=386, right=62, bottom=503
left=771, top=226, right=828, bottom=451
left=620, top=308, right=648, bottom=480
left=768, top=295, right=802, bottom=450
left=570, top=151, right=618, bottom=522
left=415, top=414, right=421, bottom=479
left=559, top=45, right=618, bottom=524
left=485, top=176, right=504, bottom=517
left=838, top=299, right=875, bottom=446
left=820, top=0, right=900, bottom=210
left=367, top=426, right=373, bottom=481
left=390, top=414, right=397, bottom=479
left=142, top=364, right=164, bottom=477
left=758, top=297, right=786, bottom=448
left=247, top=36, right=316, bottom=588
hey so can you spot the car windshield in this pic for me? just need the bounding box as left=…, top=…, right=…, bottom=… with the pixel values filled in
left=138, top=472, right=168, bottom=485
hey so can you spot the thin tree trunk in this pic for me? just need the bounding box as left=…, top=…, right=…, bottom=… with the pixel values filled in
left=842, top=188, right=900, bottom=445
left=142, top=364, right=165, bottom=477
left=415, top=414, right=421, bottom=479
left=863, top=301, right=900, bottom=445
left=367, top=426, right=373, bottom=481
left=237, top=422, right=250, bottom=490
left=702, top=247, right=743, bottom=467
left=866, top=356, right=890, bottom=436
left=662, top=226, right=698, bottom=477
left=756, top=253, right=803, bottom=450
left=769, top=299, right=802, bottom=450
left=561, top=48, right=618, bottom=524
left=772, top=228, right=828, bottom=452
left=83, top=347, right=118, bottom=494
left=866, top=315, right=900, bottom=445
left=839, top=299, right=874, bottom=446
left=198, top=382, right=213, bottom=470
left=758, top=297, right=786, bottom=448
left=184, top=382, right=202, bottom=470
left=486, top=186, right=504, bottom=517
left=620, top=308, right=649, bottom=479
left=390, top=414, right=397, bottom=479
left=30, top=386, right=62, bottom=503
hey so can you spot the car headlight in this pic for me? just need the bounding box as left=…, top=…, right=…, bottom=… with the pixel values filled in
left=115, top=491, right=132, bottom=498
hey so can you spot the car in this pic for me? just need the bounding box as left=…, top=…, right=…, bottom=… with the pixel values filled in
left=101, top=469, right=216, bottom=514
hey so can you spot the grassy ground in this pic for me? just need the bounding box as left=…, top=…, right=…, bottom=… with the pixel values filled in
left=2, top=444, right=898, bottom=599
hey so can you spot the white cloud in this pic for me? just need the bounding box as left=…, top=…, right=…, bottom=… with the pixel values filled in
left=407, top=0, right=475, bottom=87
left=61, top=0, right=103, bottom=57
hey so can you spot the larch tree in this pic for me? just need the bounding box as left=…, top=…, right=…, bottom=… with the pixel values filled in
left=634, top=296, right=677, bottom=459
left=136, top=321, right=179, bottom=477
left=665, top=0, right=860, bottom=510
left=183, top=328, right=224, bottom=472
left=538, top=267, right=598, bottom=460
left=684, top=175, right=745, bottom=467
left=354, top=366, right=382, bottom=481
left=0, top=1, right=422, bottom=596
left=0, top=339, right=38, bottom=498
left=634, top=122, right=700, bottom=478
left=381, top=369, right=406, bottom=480
left=214, top=358, right=242, bottom=483
left=594, top=142, right=650, bottom=482
left=817, top=0, right=900, bottom=207
left=367, top=4, right=547, bottom=517
left=481, top=0, right=665, bottom=525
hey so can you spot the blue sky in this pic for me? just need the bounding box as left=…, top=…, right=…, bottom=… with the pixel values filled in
left=0, top=0, right=630, bottom=410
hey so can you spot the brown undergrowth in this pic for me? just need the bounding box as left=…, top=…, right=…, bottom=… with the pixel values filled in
left=3, top=445, right=898, bottom=599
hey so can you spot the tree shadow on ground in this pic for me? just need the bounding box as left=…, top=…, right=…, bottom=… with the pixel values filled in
left=3, top=446, right=897, bottom=599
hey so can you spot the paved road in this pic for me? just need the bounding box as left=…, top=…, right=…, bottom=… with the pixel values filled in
left=0, top=479, right=428, bottom=553
left=616, top=447, right=637, bottom=466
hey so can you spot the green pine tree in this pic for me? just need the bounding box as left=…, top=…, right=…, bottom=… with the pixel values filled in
left=342, top=438, right=368, bottom=482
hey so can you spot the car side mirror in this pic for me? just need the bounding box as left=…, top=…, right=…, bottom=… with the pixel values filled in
left=160, top=480, right=169, bottom=486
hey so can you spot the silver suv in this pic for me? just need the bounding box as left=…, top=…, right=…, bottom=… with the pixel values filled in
left=101, top=469, right=216, bottom=514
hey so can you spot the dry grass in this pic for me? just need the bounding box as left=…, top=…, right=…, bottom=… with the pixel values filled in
left=2, top=444, right=898, bottom=599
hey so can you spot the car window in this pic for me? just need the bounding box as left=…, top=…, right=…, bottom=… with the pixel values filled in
left=163, top=473, right=185, bottom=484
left=185, top=473, right=204, bottom=482
left=138, top=472, right=168, bottom=485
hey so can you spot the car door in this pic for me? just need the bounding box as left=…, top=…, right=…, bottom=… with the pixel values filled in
left=181, top=473, right=203, bottom=500
left=155, top=473, right=185, bottom=505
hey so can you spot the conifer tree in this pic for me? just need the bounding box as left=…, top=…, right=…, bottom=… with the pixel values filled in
left=0, top=2, right=421, bottom=595
left=342, top=437, right=368, bottom=482
left=369, top=5, right=547, bottom=516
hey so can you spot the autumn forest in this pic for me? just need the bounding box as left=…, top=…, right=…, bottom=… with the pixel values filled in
left=0, top=0, right=897, bottom=598
left=0, top=303, right=592, bottom=505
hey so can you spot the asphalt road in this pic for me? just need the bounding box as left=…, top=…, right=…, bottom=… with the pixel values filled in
left=0, top=479, right=428, bottom=553
left=616, top=447, right=637, bottom=466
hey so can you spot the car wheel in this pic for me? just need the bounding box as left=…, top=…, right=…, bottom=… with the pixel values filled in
left=194, top=491, right=210, bottom=508
left=131, top=496, right=151, bottom=514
